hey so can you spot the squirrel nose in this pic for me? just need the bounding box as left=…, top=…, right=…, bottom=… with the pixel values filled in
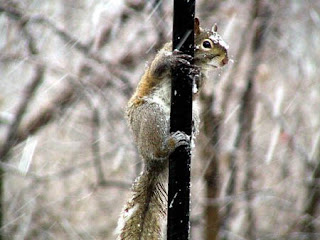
left=222, top=56, right=229, bottom=65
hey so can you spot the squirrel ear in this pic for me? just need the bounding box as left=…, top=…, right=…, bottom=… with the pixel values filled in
left=194, top=17, right=200, bottom=35
left=212, top=23, right=218, bottom=32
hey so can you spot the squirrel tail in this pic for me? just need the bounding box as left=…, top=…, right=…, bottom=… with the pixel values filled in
left=116, top=168, right=167, bottom=240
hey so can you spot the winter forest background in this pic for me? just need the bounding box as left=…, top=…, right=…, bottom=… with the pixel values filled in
left=0, top=0, right=319, bottom=239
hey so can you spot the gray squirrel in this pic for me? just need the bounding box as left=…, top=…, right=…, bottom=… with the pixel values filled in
left=116, top=18, right=229, bottom=240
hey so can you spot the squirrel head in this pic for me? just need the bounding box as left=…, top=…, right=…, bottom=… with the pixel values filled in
left=194, top=18, right=229, bottom=69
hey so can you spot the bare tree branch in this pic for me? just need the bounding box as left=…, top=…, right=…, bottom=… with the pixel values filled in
left=220, top=9, right=255, bottom=114
left=0, top=65, right=44, bottom=161
left=0, top=159, right=131, bottom=190
left=222, top=1, right=272, bottom=239
left=241, top=1, right=272, bottom=238
left=14, top=81, right=75, bottom=144
left=199, top=92, right=221, bottom=240
left=300, top=156, right=320, bottom=238
left=257, top=93, right=311, bottom=164
left=0, top=4, right=90, bottom=55
left=81, top=93, right=107, bottom=185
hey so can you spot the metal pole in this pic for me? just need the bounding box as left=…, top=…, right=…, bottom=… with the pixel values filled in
left=167, top=1, right=195, bottom=239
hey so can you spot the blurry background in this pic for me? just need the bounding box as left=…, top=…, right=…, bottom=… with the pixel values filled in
left=0, top=0, right=319, bottom=239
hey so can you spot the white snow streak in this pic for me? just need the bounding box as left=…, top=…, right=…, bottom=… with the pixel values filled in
left=19, top=136, right=38, bottom=175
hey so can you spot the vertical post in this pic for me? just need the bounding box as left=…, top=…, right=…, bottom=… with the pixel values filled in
left=167, top=1, right=195, bottom=240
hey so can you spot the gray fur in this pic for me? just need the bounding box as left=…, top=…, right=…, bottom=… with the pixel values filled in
left=116, top=23, right=228, bottom=240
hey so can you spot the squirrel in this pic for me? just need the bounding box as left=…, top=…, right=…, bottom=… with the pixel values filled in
left=116, top=18, right=229, bottom=240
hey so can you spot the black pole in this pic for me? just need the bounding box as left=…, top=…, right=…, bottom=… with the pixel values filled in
left=167, top=1, right=195, bottom=240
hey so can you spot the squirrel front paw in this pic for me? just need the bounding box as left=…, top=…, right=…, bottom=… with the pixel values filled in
left=170, top=50, right=194, bottom=68
left=171, top=50, right=201, bottom=80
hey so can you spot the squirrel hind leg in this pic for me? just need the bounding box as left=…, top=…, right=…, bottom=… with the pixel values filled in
left=154, top=131, right=190, bottom=160
left=166, top=131, right=190, bottom=151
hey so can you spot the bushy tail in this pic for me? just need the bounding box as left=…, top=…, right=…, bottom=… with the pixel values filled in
left=116, top=168, right=167, bottom=240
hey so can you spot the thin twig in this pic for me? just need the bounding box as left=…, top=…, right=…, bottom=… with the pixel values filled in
left=82, top=93, right=107, bottom=185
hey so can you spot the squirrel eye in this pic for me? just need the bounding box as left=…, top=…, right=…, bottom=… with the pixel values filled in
left=202, top=40, right=212, bottom=48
